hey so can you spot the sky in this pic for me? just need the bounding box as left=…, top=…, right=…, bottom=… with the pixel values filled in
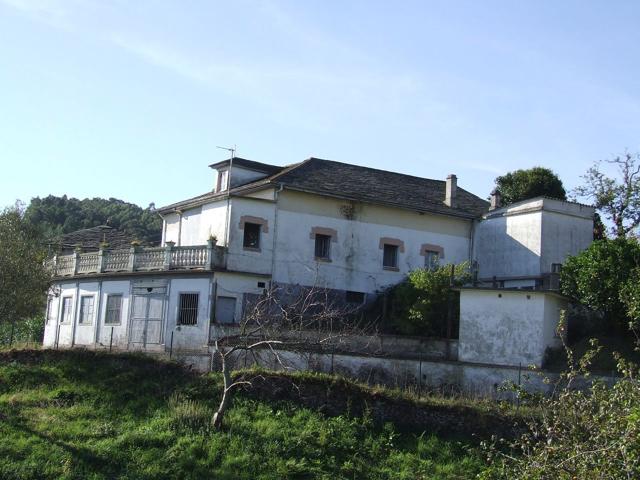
left=1, top=0, right=639, bottom=210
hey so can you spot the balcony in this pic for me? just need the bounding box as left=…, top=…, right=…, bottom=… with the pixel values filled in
left=48, top=240, right=226, bottom=277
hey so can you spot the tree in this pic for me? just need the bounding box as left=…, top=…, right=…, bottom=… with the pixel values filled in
left=0, top=203, right=52, bottom=343
left=561, top=237, right=640, bottom=328
left=24, top=195, right=162, bottom=244
left=494, top=167, right=567, bottom=206
left=210, top=284, right=368, bottom=429
left=389, top=263, right=471, bottom=337
left=574, top=152, right=640, bottom=238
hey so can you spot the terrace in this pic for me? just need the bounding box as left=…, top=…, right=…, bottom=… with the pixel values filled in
left=47, top=240, right=225, bottom=277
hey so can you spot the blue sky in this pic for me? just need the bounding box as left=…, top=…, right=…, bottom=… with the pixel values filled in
left=1, top=0, right=639, bottom=210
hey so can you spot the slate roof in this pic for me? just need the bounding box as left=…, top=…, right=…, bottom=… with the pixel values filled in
left=208, top=157, right=285, bottom=175
left=159, top=157, right=489, bottom=219
left=57, top=225, right=136, bottom=252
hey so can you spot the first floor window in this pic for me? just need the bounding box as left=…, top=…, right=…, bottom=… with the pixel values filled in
left=314, top=233, right=331, bottom=260
left=60, top=297, right=73, bottom=324
left=243, top=222, right=261, bottom=249
left=79, top=296, right=95, bottom=324
left=178, top=293, right=199, bottom=325
left=424, top=250, right=440, bottom=271
left=383, top=244, right=399, bottom=269
left=105, top=295, right=122, bottom=325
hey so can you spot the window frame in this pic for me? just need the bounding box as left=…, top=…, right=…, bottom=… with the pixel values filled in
left=382, top=244, right=399, bottom=270
left=424, top=250, right=440, bottom=271
left=345, top=291, right=366, bottom=304
left=177, top=292, right=200, bottom=326
left=45, top=297, right=53, bottom=325
left=79, top=295, right=95, bottom=325
left=60, top=296, right=73, bottom=324
left=314, top=233, right=332, bottom=261
left=242, top=222, right=262, bottom=251
left=104, top=294, right=123, bottom=325
left=215, top=295, right=238, bottom=325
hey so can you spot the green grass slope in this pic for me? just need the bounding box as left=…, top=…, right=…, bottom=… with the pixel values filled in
left=0, top=350, right=486, bottom=479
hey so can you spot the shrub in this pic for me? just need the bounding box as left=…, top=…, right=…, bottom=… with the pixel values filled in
left=561, top=237, right=640, bottom=329
left=389, top=263, right=471, bottom=337
left=167, top=393, right=213, bottom=434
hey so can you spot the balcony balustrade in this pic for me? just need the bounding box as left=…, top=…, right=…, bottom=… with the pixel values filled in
left=47, top=240, right=225, bottom=277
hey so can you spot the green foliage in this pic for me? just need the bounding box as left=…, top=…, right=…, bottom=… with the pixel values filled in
left=0, top=204, right=51, bottom=333
left=0, top=350, right=484, bottom=479
left=0, top=315, right=45, bottom=346
left=574, top=152, right=640, bottom=238
left=494, top=167, right=567, bottom=206
left=390, top=263, right=471, bottom=336
left=482, top=334, right=640, bottom=479
left=561, top=237, right=640, bottom=327
left=24, top=194, right=162, bottom=244
left=620, top=267, right=640, bottom=333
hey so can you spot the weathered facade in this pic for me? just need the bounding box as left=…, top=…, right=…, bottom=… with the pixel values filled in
left=43, top=157, right=595, bottom=393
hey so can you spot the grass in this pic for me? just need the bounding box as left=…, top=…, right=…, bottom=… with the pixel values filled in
left=0, top=349, right=487, bottom=479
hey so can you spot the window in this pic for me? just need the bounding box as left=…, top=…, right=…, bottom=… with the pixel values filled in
left=345, top=291, right=365, bottom=304
left=105, top=295, right=122, bottom=325
left=243, top=222, right=261, bottom=250
left=424, top=250, right=440, bottom=271
left=383, top=244, right=399, bottom=269
left=217, top=169, right=229, bottom=192
left=46, top=297, right=53, bottom=324
left=178, top=293, right=199, bottom=326
left=60, top=297, right=73, bottom=324
left=79, top=296, right=95, bottom=324
left=314, top=234, right=331, bottom=260
left=215, top=296, right=237, bottom=324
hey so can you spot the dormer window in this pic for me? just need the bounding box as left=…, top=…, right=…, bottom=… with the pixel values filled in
left=216, top=169, right=229, bottom=192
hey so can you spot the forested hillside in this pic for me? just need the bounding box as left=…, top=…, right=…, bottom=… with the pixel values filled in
left=24, top=195, right=162, bottom=244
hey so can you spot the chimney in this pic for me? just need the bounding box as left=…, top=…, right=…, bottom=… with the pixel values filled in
left=445, top=174, right=457, bottom=207
left=489, top=188, right=502, bottom=210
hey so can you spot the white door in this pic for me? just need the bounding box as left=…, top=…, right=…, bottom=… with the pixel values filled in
left=130, top=294, right=165, bottom=347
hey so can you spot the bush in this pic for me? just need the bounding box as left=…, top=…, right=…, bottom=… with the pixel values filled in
left=482, top=336, right=640, bottom=479
left=561, top=237, right=640, bottom=330
left=0, top=315, right=45, bottom=346
left=389, top=263, right=471, bottom=337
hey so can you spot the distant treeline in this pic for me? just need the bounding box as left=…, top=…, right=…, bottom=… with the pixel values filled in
left=24, top=195, right=162, bottom=245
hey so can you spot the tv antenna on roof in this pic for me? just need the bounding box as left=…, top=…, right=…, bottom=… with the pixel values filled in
left=216, top=144, right=236, bottom=160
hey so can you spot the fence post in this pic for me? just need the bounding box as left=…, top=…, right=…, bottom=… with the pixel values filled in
left=109, top=327, right=114, bottom=352
left=164, top=242, right=174, bottom=270
left=169, top=331, right=174, bottom=359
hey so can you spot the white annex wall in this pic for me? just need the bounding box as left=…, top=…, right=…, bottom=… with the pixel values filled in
left=474, top=211, right=542, bottom=280
left=52, top=282, right=78, bottom=347
left=540, top=209, right=593, bottom=272
left=43, top=290, right=60, bottom=347
left=458, top=289, right=566, bottom=367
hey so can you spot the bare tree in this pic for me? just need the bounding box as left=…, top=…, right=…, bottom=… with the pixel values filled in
left=210, top=284, right=373, bottom=429
left=574, top=152, right=640, bottom=238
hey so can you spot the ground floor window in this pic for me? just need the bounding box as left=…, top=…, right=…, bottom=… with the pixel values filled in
left=79, top=296, right=95, bottom=324
left=178, top=293, right=199, bottom=325
left=105, top=295, right=123, bottom=325
left=60, top=297, right=73, bottom=324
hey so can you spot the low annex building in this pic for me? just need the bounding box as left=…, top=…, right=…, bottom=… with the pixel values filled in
left=43, top=157, right=595, bottom=388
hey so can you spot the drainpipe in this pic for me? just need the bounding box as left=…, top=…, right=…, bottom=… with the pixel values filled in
left=93, top=280, right=103, bottom=347
left=269, top=183, right=285, bottom=285
left=176, top=210, right=183, bottom=246
left=71, top=281, right=80, bottom=347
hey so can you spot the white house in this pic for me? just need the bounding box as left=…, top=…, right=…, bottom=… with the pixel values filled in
left=42, top=157, right=595, bottom=378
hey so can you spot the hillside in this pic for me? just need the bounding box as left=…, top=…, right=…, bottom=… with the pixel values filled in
left=0, top=349, right=491, bottom=479
left=24, top=195, right=162, bottom=245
